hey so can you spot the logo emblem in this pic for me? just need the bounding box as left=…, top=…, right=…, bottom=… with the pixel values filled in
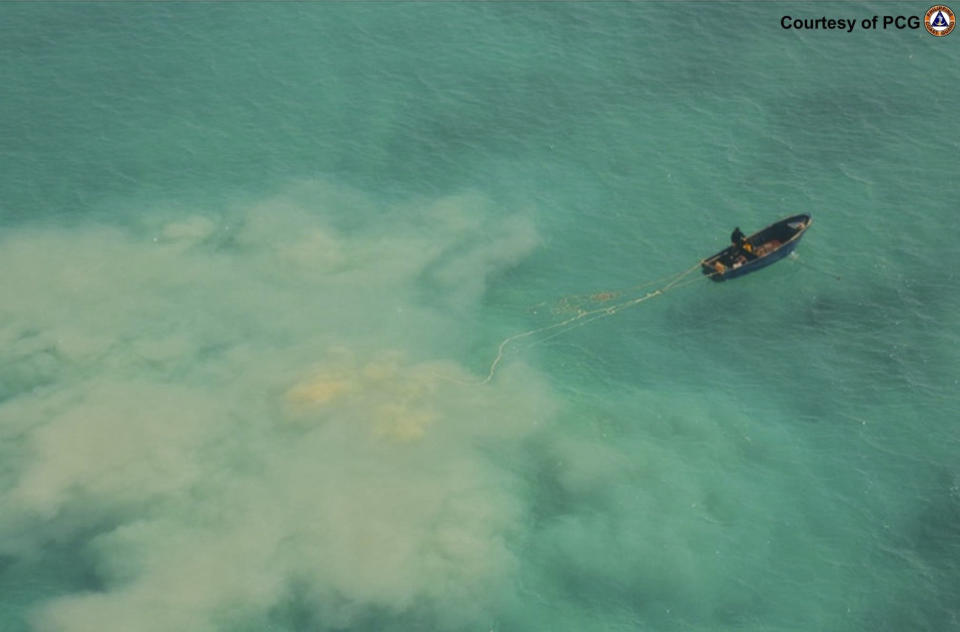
left=924, top=5, right=955, bottom=36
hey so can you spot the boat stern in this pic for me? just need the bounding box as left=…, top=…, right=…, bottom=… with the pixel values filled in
left=701, top=259, right=726, bottom=281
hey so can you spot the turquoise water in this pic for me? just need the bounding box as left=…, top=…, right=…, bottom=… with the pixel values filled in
left=1, top=3, right=958, bottom=630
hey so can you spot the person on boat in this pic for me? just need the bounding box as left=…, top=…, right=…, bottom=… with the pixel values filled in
left=730, top=227, right=755, bottom=257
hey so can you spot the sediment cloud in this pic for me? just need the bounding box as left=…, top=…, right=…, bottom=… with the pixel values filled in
left=0, top=184, right=551, bottom=631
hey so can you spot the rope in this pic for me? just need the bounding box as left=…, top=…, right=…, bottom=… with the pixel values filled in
left=549, top=266, right=695, bottom=315
left=475, top=261, right=709, bottom=384
left=439, top=248, right=820, bottom=387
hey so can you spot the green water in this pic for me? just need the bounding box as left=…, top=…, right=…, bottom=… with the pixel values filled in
left=1, top=3, right=958, bottom=631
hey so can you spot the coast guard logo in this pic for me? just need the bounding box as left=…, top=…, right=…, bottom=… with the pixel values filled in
left=924, top=5, right=955, bottom=36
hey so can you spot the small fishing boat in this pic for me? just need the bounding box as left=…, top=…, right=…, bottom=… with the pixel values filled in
left=701, top=214, right=812, bottom=281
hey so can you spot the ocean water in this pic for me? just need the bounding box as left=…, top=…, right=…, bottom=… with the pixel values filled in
left=1, top=2, right=958, bottom=631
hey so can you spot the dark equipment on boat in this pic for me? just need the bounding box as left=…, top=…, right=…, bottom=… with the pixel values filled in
left=701, top=214, right=811, bottom=281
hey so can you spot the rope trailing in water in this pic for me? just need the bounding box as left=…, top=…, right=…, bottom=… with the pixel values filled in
left=549, top=266, right=695, bottom=315
left=478, top=261, right=709, bottom=384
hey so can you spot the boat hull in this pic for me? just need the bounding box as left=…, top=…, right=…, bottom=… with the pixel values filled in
left=701, top=214, right=811, bottom=282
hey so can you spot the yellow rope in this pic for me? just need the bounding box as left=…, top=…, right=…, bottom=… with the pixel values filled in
left=476, top=261, right=709, bottom=384
left=549, top=266, right=695, bottom=314
left=528, top=269, right=710, bottom=349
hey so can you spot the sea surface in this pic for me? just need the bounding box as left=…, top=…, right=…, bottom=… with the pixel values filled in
left=1, top=3, right=958, bottom=631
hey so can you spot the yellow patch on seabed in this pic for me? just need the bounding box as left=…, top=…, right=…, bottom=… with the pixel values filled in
left=286, top=376, right=354, bottom=405
left=284, top=349, right=455, bottom=441
left=374, top=403, right=437, bottom=441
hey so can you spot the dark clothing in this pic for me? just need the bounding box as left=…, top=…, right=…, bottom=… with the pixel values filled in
left=730, top=227, right=757, bottom=261
left=731, top=227, right=746, bottom=248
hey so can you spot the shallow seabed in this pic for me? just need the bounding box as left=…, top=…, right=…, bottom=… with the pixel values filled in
left=1, top=3, right=958, bottom=631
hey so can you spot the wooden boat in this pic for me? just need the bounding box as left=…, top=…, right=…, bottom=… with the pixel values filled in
left=700, top=214, right=812, bottom=281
